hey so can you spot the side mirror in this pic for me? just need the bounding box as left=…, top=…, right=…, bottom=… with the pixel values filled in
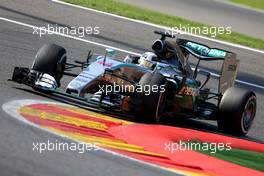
left=105, top=48, right=116, bottom=56
left=103, top=48, right=116, bottom=66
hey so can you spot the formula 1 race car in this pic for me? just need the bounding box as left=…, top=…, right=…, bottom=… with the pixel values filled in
left=11, top=31, right=257, bottom=136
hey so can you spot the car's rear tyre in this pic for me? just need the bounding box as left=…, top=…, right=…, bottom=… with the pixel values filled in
left=32, top=43, right=67, bottom=86
left=131, top=72, right=167, bottom=123
left=217, top=87, right=257, bottom=136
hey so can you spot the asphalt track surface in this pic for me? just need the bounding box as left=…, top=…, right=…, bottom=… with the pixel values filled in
left=120, top=0, right=264, bottom=39
left=0, top=0, right=263, bottom=175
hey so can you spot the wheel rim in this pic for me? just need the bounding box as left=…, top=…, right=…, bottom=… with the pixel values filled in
left=241, top=96, right=256, bottom=132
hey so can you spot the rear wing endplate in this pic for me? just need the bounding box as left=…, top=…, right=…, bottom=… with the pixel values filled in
left=219, top=53, right=239, bottom=93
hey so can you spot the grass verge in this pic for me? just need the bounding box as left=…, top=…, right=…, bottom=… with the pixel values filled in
left=229, top=0, right=264, bottom=10
left=63, top=0, right=264, bottom=50
left=198, top=146, right=264, bottom=172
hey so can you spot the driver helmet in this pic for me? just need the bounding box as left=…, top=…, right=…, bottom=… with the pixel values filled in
left=138, top=52, right=158, bottom=69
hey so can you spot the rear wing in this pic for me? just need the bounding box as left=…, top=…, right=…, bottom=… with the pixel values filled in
left=177, top=39, right=239, bottom=93
left=178, top=39, right=227, bottom=60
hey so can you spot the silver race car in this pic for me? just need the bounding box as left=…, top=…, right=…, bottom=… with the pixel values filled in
left=11, top=31, right=257, bottom=136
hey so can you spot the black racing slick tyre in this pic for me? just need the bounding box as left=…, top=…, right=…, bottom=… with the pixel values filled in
left=132, top=72, right=167, bottom=123
left=217, top=87, right=257, bottom=136
left=32, top=43, right=67, bottom=86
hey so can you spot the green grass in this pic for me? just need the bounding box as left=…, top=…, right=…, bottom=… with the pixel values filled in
left=190, top=141, right=264, bottom=172
left=63, top=0, right=264, bottom=50
left=229, top=0, right=264, bottom=10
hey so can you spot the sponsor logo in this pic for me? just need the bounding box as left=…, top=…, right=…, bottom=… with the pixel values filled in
left=97, top=61, right=113, bottom=67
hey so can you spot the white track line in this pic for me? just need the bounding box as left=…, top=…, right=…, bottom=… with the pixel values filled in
left=2, top=100, right=185, bottom=176
left=52, top=0, right=264, bottom=55
left=0, top=17, right=139, bottom=56
left=0, top=16, right=263, bottom=90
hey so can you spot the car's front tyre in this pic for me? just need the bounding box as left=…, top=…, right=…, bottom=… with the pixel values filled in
left=32, top=43, right=67, bottom=87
